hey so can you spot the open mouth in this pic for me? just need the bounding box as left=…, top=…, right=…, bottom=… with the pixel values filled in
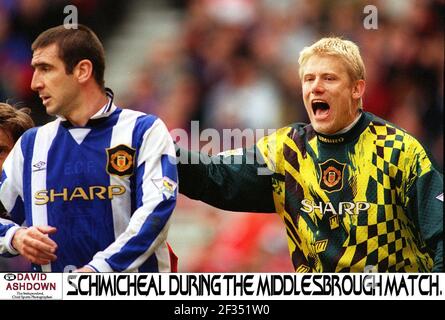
left=312, top=100, right=330, bottom=117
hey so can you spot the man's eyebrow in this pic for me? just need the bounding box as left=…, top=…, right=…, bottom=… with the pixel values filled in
left=304, top=72, right=336, bottom=77
left=303, top=73, right=315, bottom=78
left=31, top=62, right=51, bottom=69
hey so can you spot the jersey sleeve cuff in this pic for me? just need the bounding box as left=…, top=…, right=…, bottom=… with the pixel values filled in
left=85, top=264, right=99, bottom=272
left=87, top=259, right=114, bottom=272
left=4, top=225, right=22, bottom=255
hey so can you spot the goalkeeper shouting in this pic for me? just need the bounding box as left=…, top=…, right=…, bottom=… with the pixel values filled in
left=177, top=37, right=443, bottom=272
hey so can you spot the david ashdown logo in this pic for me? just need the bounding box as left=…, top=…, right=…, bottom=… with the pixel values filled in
left=1, top=273, right=61, bottom=300
left=5, top=274, right=56, bottom=291
left=4, top=273, right=16, bottom=281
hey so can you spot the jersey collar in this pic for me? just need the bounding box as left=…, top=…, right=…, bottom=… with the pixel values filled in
left=60, top=88, right=117, bottom=128
left=316, top=111, right=371, bottom=144
left=90, top=88, right=116, bottom=119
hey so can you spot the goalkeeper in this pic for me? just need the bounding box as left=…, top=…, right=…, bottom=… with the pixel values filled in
left=177, top=37, right=443, bottom=272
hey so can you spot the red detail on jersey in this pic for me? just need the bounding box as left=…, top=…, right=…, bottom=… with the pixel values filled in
left=167, top=242, right=178, bottom=272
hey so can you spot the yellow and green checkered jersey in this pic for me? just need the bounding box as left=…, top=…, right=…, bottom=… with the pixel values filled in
left=256, top=112, right=443, bottom=272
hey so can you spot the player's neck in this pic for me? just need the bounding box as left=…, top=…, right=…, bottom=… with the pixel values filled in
left=331, top=111, right=363, bottom=135
left=65, top=85, right=108, bottom=127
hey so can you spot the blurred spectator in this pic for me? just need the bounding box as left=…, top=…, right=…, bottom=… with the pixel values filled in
left=0, top=5, right=32, bottom=105
left=203, top=43, right=282, bottom=131
left=188, top=211, right=293, bottom=272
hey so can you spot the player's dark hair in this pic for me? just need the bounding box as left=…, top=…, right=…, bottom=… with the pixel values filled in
left=0, top=103, right=35, bottom=143
left=32, top=24, right=106, bottom=89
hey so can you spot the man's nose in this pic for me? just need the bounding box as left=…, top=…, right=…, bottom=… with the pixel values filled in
left=311, top=78, right=325, bottom=94
left=30, top=72, right=43, bottom=92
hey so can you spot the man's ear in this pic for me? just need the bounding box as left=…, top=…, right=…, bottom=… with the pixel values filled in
left=74, top=59, right=93, bottom=84
left=352, top=79, right=366, bottom=100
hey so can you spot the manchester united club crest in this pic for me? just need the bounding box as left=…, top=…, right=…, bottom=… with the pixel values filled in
left=318, top=159, right=346, bottom=193
left=106, top=144, right=136, bottom=177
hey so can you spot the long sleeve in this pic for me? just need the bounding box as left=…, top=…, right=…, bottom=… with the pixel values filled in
left=405, top=140, right=443, bottom=272
left=177, top=144, right=276, bottom=213
left=88, top=118, right=177, bottom=272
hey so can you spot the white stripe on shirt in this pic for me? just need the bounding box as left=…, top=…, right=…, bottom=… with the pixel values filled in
left=109, top=108, right=143, bottom=239
left=30, top=119, right=61, bottom=272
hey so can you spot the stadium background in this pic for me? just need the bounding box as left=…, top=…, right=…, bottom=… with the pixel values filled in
left=0, top=0, right=443, bottom=272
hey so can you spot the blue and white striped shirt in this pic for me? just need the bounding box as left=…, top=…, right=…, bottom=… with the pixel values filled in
left=0, top=90, right=178, bottom=272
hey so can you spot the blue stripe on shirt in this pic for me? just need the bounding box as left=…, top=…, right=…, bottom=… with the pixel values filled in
left=131, top=114, right=158, bottom=151
left=1, top=168, right=25, bottom=225
left=0, top=224, right=14, bottom=238
left=105, top=197, right=175, bottom=271
left=0, top=223, right=17, bottom=257
left=139, top=254, right=159, bottom=272
left=0, top=170, right=6, bottom=185
left=161, top=154, right=177, bottom=182
left=10, top=197, right=25, bottom=226
left=135, top=163, right=145, bottom=210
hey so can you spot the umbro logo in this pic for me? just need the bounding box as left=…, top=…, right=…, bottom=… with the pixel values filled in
left=33, top=161, right=46, bottom=172
left=436, top=193, right=443, bottom=202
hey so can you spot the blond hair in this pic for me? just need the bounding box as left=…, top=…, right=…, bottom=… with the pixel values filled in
left=0, top=103, right=35, bottom=142
left=298, top=37, right=366, bottom=108
left=298, top=37, right=365, bottom=80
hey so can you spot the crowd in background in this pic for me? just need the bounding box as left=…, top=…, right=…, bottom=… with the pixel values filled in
left=126, top=0, right=443, bottom=166
left=0, top=0, right=131, bottom=124
left=0, top=0, right=443, bottom=272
